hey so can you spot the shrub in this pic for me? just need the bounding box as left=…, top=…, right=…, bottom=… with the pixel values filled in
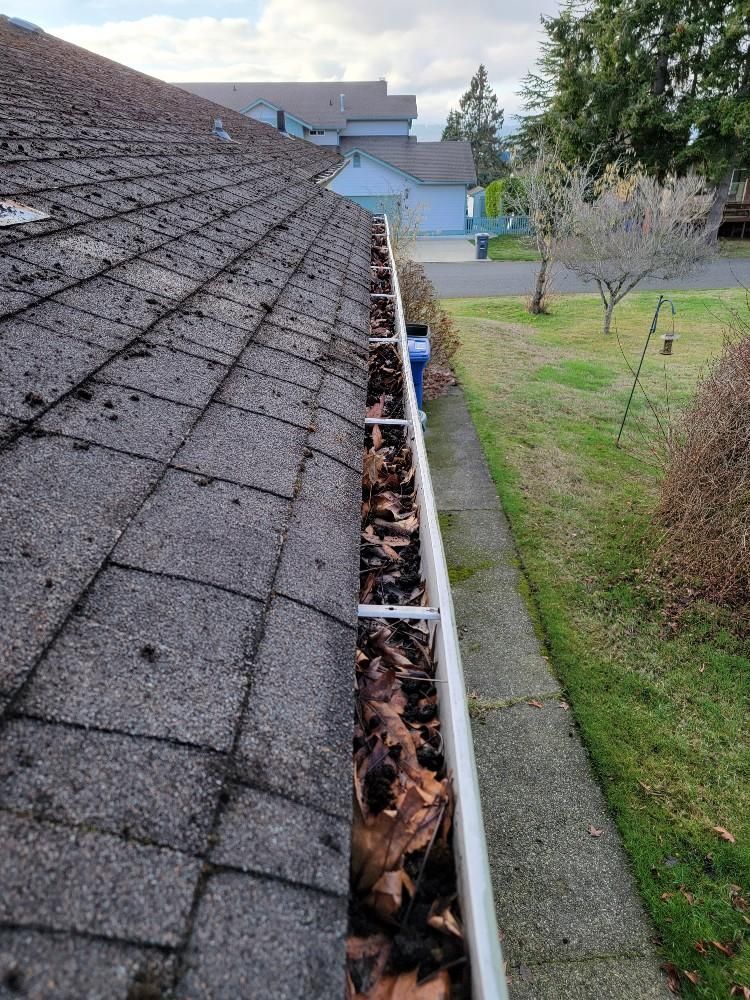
left=657, top=318, right=750, bottom=604
left=485, top=176, right=527, bottom=218
left=485, top=178, right=503, bottom=217
left=396, top=259, right=460, bottom=365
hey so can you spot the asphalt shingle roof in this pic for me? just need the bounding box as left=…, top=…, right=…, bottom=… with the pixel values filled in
left=178, top=80, right=419, bottom=129
left=0, top=15, right=371, bottom=998
left=340, top=136, right=477, bottom=184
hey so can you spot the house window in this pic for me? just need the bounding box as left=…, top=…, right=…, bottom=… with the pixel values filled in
left=309, top=129, right=325, bottom=136
left=352, top=153, right=361, bottom=168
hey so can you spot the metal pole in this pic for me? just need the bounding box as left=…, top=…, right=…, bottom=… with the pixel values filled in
left=616, top=295, right=675, bottom=447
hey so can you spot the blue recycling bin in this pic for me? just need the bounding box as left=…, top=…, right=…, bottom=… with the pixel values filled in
left=407, top=327, right=431, bottom=410
left=475, top=233, right=490, bottom=259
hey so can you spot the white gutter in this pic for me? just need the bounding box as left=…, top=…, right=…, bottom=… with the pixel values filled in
left=367, top=217, right=509, bottom=1000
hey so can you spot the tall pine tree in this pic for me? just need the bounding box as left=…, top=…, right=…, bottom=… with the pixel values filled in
left=442, top=65, right=505, bottom=186
left=518, top=0, right=750, bottom=221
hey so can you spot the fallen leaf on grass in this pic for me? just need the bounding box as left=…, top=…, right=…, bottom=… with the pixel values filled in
left=679, top=887, right=695, bottom=905
left=587, top=825, right=604, bottom=838
left=730, top=986, right=750, bottom=999
left=693, top=940, right=708, bottom=955
left=662, top=962, right=681, bottom=994
left=712, top=826, right=737, bottom=844
left=683, top=970, right=700, bottom=986
left=729, top=885, right=748, bottom=911
left=710, top=940, right=735, bottom=958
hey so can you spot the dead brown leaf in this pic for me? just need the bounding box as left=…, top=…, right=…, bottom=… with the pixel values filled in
left=662, top=961, right=681, bottom=995
left=730, top=986, right=750, bottom=999
left=355, top=968, right=451, bottom=1000
left=693, top=940, right=708, bottom=955
left=587, top=825, right=604, bottom=838
left=364, top=449, right=387, bottom=486
left=369, top=869, right=415, bottom=922
left=683, top=970, right=700, bottom=986
left=712, top=826, right=737, bottom=844
left=710, top=940, right=735, bottom=958
left=527, top=699, right=544, bottom=709
left=427, top=898, right=464, bottom=939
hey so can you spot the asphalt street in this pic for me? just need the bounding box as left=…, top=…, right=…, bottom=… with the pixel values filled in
left=424, top=258, right=750, bottom=298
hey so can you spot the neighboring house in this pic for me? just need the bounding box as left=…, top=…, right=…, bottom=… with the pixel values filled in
left=720, top=167, right=750, bottom=238
left=179, top=81, right=477, bottom=235
left=0, top=15, right=372, bottom=997
left=468, top=185, right=486, bottom=218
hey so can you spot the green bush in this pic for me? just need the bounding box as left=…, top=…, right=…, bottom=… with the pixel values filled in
left=485, top=176, right=528, bottom=217
left=484, top=179, right=503, bottom=217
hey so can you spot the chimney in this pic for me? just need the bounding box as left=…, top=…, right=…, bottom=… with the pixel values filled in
left=339, top=93, right=345, bottom=113
left=277, top=108, right=286, bottom=133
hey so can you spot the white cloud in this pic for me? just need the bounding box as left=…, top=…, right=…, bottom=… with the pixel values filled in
left=53, top=0, right=559, bottom=125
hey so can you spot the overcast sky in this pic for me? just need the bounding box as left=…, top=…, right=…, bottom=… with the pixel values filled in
left=24, top=0, right=561, bottom=136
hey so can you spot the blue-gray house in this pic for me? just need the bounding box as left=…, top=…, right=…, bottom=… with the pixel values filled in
left=179, top=81, right=477, bottom=235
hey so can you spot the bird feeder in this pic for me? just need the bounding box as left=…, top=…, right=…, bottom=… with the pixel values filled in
left=660, top=318, right=679, bottom=355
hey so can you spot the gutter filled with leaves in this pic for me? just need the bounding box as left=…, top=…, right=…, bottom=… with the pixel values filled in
left=346, top=219, right=508, bottom=1000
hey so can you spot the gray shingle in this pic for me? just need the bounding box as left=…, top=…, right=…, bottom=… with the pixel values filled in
left=178, top=78, right=418, bottom=128
left=216, top=367, right=315, bottom=427
left=213, top=784, right=349, bottom=895
left=98, top=342, right=229, bottom=409
left=239, top=342, right=323, bottom=390
left=339, top=135, right=477, bottom=183
left=20, top=565, right=262, bottom=750
left=274, top=497, right=360, bottom=624
left=114, top=468, right=287, bottom=600
left=236, top=596, right=355, bottom=818
left=0, top=929, right=176, bottom=1000
left=0, top=717, right=223, bottom=853
left=310, top=408, right=364, bottom=471
left=176, top=872, right=347, bottom=1000
left=148, top=311, right=244, bottom=362
left=53, top=277, right=174, bottom=328
left=0, top=318, right=109, bottom=417
left=297, top=448, right=362, bottom=515
left=38, top=380, right=199, bottom=462
left=0, top=437, right=158, bottom=702
left=22, top=300, right=136, bottom=351
left=174, top=404, right=305, bottom=497
left=0, top=812, right=200, bottom=946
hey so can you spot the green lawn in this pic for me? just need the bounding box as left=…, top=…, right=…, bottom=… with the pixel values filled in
left=446, top=289, right=750, bottom=999
left=719, top=239, right=750, bottom=258
left=475, top=235, right=749, bottom=261
left=482, top=234, right=540, bottom=261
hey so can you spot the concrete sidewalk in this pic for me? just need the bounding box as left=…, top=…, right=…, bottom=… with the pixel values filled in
left=425, top=388, right=669, bottom=999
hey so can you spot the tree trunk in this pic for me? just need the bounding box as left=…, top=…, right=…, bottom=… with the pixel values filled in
left=707, top=164, right=734, bottom=238
left=603, top=297, right=616, bottom=334
left=530, top=256, right=549, bottom=314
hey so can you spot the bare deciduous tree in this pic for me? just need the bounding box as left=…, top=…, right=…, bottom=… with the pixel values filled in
left=558, top=170, right=716, bottom=334
left=509, top=137, right=589, bottom=315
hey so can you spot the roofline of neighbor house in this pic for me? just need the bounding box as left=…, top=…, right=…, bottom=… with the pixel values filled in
left=341, top=147, right=475, bottom=186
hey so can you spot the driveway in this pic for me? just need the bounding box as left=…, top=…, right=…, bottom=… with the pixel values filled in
left=412, top=238, right=475, bottom=263
left=425, top=258, right=750, bottom=297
